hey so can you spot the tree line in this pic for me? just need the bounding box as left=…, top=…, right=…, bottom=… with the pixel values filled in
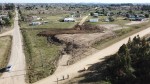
left=79, top=35, right=150, bottom=84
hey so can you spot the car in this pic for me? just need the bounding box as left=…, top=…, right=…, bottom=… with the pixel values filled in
left=5, top=65, right=12, bottom=72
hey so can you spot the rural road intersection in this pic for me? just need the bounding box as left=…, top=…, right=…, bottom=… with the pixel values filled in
left=0, top=9, right=150, bottom=84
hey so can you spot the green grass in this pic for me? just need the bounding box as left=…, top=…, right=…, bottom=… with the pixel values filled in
left=0, top=36, right=12, bottom=76
left=22, top=30, right=61, bottom=83
left=93, top=21, right=150, bottom=50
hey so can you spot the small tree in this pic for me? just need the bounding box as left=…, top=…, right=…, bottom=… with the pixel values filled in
left=8, top=11, right=13, bottom=19
left=145, top=14, right=149, bottom=18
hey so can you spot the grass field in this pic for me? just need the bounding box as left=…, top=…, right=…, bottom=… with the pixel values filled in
left=0, top=36, right=12, bottom=75
left=93, top=21, right=150, bottom=50
left=20, top=14, right=78, bottom=29
left=22, top=30, right=61, bottom=83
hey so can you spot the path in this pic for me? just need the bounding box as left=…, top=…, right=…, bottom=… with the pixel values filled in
left=54, top=55, right=71, bottom=74
left=78, top=15, right=89, bottom=25
left=0, top=29, right=13, bottom=37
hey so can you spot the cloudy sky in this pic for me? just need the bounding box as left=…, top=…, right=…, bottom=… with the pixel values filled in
left=0, top=0, right=150, bottom=3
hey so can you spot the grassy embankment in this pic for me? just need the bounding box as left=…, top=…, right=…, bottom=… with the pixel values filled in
left=93, top=21, right=150, bottom=49
left=0, top=36, right=12, bottom=76
left=22, top=29, right=61, bottom=83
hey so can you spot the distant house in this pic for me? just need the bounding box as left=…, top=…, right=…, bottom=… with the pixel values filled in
left=93, top=13, right=99, bottom=17
left=0, top=15, right=9, bottom=19
left=32, top=16, right=41, bottom=21
left=89, top=18, right=99, bottom=22
left=29, top=22, right=41, bottom=26
left=128, top=15, right=145, bottom=21
left=64, top=18, right=75, bottom=22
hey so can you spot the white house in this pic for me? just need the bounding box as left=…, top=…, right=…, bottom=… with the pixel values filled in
left=29, top=22, right=41, bottom=26
left=89, top=18, right=99, bottom=22
left=64, top=18, right=75, bottom=22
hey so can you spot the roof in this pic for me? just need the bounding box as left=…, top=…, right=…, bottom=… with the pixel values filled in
left=64, top=18, right=75, bottom=21
left=89, top=18, right=99, bottom=22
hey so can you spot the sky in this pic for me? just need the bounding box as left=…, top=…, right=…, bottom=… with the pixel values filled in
left=0, top=0, right=150, bottom=3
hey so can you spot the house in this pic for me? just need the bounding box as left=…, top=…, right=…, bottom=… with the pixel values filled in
left=128, top=15, right=145, bottom=21
left=29, top=22, right=41, bottom=26
left=93, top=13, right=99, bottom=17
left=64, top=18, right=75, bottom=22
left=0, top=15, right=9, bottom=19
left=32, top=16, right=41, bottom=21
left=89, top=18, right=99, bottom=22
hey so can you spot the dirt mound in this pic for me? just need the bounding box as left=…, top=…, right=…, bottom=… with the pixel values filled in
left=37, top=24, right=105, bottom=36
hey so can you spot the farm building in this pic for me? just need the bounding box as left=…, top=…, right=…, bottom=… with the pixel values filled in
left=29, top=22, right=41, bottom=26
left=89, top=18, right=99, bottom=22
left=64, top=18, right=75, bottom=22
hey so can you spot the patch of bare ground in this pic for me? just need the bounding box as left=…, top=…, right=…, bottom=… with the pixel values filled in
left=126, top=19, right=149, bottom=25
left=99, top=24, right=129, bottom=31
left=55, top=31, right=115, bottom=64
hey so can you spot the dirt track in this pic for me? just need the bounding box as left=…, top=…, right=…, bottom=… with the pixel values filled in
left=34, top=26, right=150, bottom=84
left=55, top=31, right=114, bottom=47
left=0, top=9, right=26, bottom=84
left=0, top=29, right=13, bottom=37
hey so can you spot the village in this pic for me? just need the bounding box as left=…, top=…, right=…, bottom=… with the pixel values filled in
left=0, top=3, right=150, bottom=84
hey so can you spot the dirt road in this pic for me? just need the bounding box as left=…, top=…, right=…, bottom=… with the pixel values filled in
left=34, top=27, right=150, bottom=84
left=0, top=9, right=26, bottom=84
left=0, top=29, right=13, bottom=37
left=78, top=15, right=89, bottom=25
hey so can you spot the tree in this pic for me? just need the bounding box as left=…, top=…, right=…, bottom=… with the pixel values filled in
left=145, top=14, right=149, bottom=18
left=8, top=11, right=13, bottom=19
left=3, top=18, right=11, bottom=26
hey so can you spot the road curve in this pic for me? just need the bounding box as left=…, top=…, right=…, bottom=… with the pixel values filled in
left=34, top=27, right=150, bottom=84
left=0, top=9, right=26, bottom=84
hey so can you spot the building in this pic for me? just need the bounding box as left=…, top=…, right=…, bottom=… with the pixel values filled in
left=128, top=15, right=145, bottom=21
left=64, top=18, right=75, bottom=22
left=0, top=15, right=9, bottom=19
left=32, top=16, right=41, bottom=21
left=89, top=18, right=99, bottom=22
left=29, top=22, right=41, bottom=26
left=93, top=13, right=99, bottom=17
